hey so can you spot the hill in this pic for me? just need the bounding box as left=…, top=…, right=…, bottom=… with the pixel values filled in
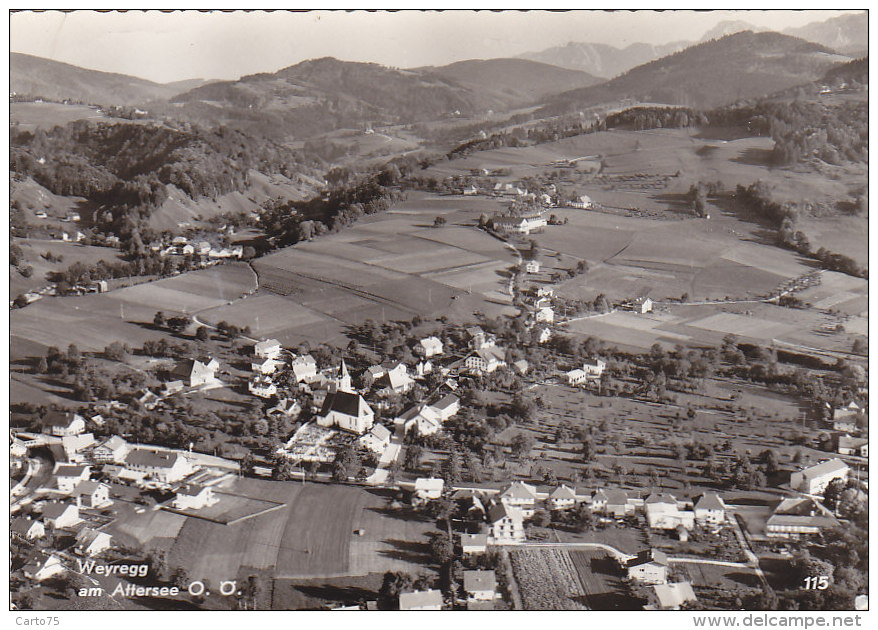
left=10, top=53, right=179, bottom=106
left=537, top=31, right=851, bottom=113
left=699, top=19, right=764, bottom=41
left=784, top=12, right=867, bottom=55
left=517, top=40, right=687, bottom=79
left=169, top=57, right=498, bottom=138
left=421, top=58, right=601, bottom=103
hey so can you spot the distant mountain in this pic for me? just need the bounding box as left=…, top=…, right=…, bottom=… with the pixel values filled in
left=538, top=31, right=851, bottom=113
left=420, top=58, right=601, bottom=103
left=517, top=40, right=687, bottom=79
left=10, top=53, right=179, bottom=105
left=170, top=56, right=521, bottom=137
left=783, top=12, right=867, bottom=55
left=699, top=20, right=764, bottom=41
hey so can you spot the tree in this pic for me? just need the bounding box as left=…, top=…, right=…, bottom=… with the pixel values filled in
left=433, top=216, right=447, bottom=227
left=66, top=343, right=82, bottom=365
left=429, top=531, right=454, bottom=565
left=581, top=436, right=596, bottom=463
left=195, top=326, right=210, bottom=341
left=172, top=566, right=190, bottom=589
left=13, top=294, right=29, bottom=308
left=241, top=246, right=256, bottom=260
left=510, top=433, right=535, bottom=459
left=104, top=341, right=129, bottom=362
left=378, top=571, right=413, bottom=610
left=529, top=509, right=551, bottom=528
left=35, top=356, right=48, bottom=374
left=153, top=311, right=166, bottom=328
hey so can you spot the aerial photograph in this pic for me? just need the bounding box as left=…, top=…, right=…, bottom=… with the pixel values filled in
left=7, top=8, right=869, bottom=616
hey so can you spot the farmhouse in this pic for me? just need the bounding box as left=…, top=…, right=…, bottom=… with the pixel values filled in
left=374, top=361, right=414, bottom=394
left=766, top=497, right=840, bottom=539
left=626, top=549, right=669, bottom=585
left=412, top=477, right=444, bottom=505
left=254, top=339, right=282, bottom=360
left=568, top=195, right=594, bottom=209
left=11, top=517, right=45, bottom=541
left=42, top=411, right=86, bottom=437
left=461, top=533, right=489, bottom=554
left=418, top=336, right=444, bottom=358
left=162, top=380, right=186, bottom=396
left=463, top=570, right=497, bottom=602
left=535, top=306, right=554, bottom=324
left=73, top=480, right=111, bottom=509
left=831, top=408, right=860, bottom=433
left=644, top=493, right=694, bottom=531
left=624, top=296, right=653, bottom=314
left=251, top=357, right=281, bottom=375
left=414, top=360, right=433, bottom=378
left=466, top=346, right=506, bottom=374
left=837, top=435, right=868, bottom=457
left=90, top=435, right=130, bottom=464
left=432, top=394, right=460, bottom=421
left=173, top=483, right=218, bottom=510
left=583, top=358, right=607, bottom=379
left=694, top=493, right=727, bottom=526
left=317, top=391, right=374, bottom=434
left=124, top=449, right=193, bottom=483
left=23, top=554, right=66, bottom=582
left=41, top=501, right=81, bottom=529
left=401, top=403, right=444, bottom=437
left=358, top=423, right=392, bottom=454
left=567, top=368, right=588, bottom=386
left=248, top=377, right=277, bottom=398
left=493, top=211, right=547, bottom=235
left=399, top=589, right=443, bottom=611
left=525, top=260, right=541, bottom=273
left=55, top=464, right=91, bottom=493
left=790, top=459, right=849, bottom=495
left=487, top=503, right=525, bottom=543
left=513, top=359, right=529, bottom=375
left=651, top=582, right=697, bottom=610
left=591, top=489, right=635, bottom=517
left=171, top=357, right=219, bottom=388
left=292, top=355, right=319, bottom=382
left=75, top=528, right=113, bottom=557
left=548, top=485, right=578, bottom=510
left=498, top=481, right=538, bottom=517
left=465, top=326, right=496, bottom=350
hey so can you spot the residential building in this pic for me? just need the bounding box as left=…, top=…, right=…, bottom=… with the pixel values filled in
left=402, top=403, right=444, bottom=437
left=414, top=360, right=433, bottom=378
left=432, top=394, right=460, bottom=421
left=248, top=377, right=277, bottom=398
left=399, top=590, right=443, bottom=611
left=630, top=297, right=654, bottom=314
left=766, top=497, right=840, bottom=539
left=494, top=210, right=547, bottom=234
left=525, top=260, right=541, bottom=273
left=55, top=464, right=91, bottom=493
left=461, top=533, right=489, bottom=554
left=173, top=484, right=218, bottom=510
left=626, top=549, right=669, bottom=585
left=418, top=336, right=444, bottom=358
left=251, top=357, right=281, bottom=375
left=537, top=327, right=552, bottom=343
left=583, top=358, right=607, bottom=379
left=75, top=528, right=113, bottom=556
left=42, top=411, right=86, bottom=437
left=487, top=503, right=525, bottom=542
left=513, top=359, right=529, bottom=375
left=466, top=346, right=506, bottom=374
left=162, top=380, right=186, bottom=396
left=254, top=339, right=282, bottom=360
left=23, top=554, right=66, bottom=582
left=463, top=570, right=496, bottom=601
left=498, top=481, right=538, bottom=517
left=292, top=355, right=319, bottom=383
left=838, top=435, right=868, bottom=457
left=358, top=424, right=392, bottom=454
left=11, top=517, right=45, bottom=541
left=591, top=489, right=635, bottom=517
left=644, top=493, right=694, bottom=531
left=41, top=501, right=81, bottom=529
left=567, top=368, right=589, bottom=386
left=790, top=459, right=849, bottom=495
left=548, top=485, right=578, bottom=511
left=693, top=493, right=726, bottom=526
left=568, top=195, right=594, bottom=209
left=316, top=391, right=374, bottom=434
left=413, top=477, right=444, bottom=505
left=124, top=448, right=193, bottom=483
left=465, top=326, right=496, bottom=350
left=171, top=357, right=219, bottom=388
left=375, top=362, right=414, bottom=394
left=73, top=481, right=111, bottom=509
left=90, top=436, right=129, bottom=464
left=535, top=306, right=554, bottom=324
left=651, top=582, right=697, bottom=610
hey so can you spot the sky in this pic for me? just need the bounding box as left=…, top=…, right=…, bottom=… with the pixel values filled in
left=9, top=9, right=863, bottom=84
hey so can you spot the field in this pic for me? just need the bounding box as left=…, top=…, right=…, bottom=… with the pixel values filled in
left=568, top=550, right=643, bottom=610
left=10, top=101, right=110, bottom=130
left=509, top=548, right=588, bottom=610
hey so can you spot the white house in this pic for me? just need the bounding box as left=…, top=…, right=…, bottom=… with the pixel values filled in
left=248, top=377, right=277, bottom=398
left=75, top=528, right=113, bottom=556
left=413, top=477, right=444, bottom=505
left=567, top=368, right=589, bottom=386
left=124, top=449, right=193, bottom=483
left=487, top=503, right=525, bottom=543
left=55, top=464, right=91, bottom=493
left=790, top=459, right=849, bottom=495
left=399, top=590, right=443, bottom=611
left=254, top=339, right=282, bottom=360
left=292, top=355, right=319, bottom=383
left=432, top=394, right=460, bottom=421
left=11, top=517, right=46, bottom=541
left=766, top=497, right=840, bottom=539
left=375, top=362, right=415, bottom=394
left=498, top=481, right=538, bottom=517
left=73, top=481, right=111, bottom=509
left=525, top=260, right=541, bottom=273
left=513, top=359, right=529, bottom=375
left=42, top=411, right=86, bottom=437
left=631, top=296, right=654, bottom=314
left=466, top=346, right=506, bottom=374
left=644, top=493, right=695, bottom=531
left=694, top=493, right=726, bottom=526
left=23, top=554, right=66, bottom=582
left=652, top=582, right=697, bottom=610
left=358, top=423, right=392, bottom=454
left=316, top=391, right=374, bottom=434
left=626, top=549, right=669, bottom=585
left=173, top=483, right=218, bottom=510
left=568, top=195, right=593, bottom=209
left=461, top=533, right=489, bottom=554
left=583, top=358, right=607, bottom=379
left=402, top=404, right=444, bottom=437
left=251, top=357, right=281, bottom=375
left=418, top=336, right=444, bottom=358
left=414, top=360, right=433, bottom=378
left=90, top=436, right=129, bottom=464
left=548, top=485, right=578, bottom=511
left=463, top=570, right=496, bottom=602
left=535, top=306, right=554, bottom=324
left=838, top=435, right=868, bottom=457
left=537, top=327, right=552, bottom=344
left=41, top=501, right=81, bottom=529
left=162, top=380, right=186, bottom=396
left=171, top=357, right=219, bottom=388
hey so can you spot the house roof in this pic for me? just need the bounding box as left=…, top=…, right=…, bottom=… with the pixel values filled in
left=433, top=394, right=459, bottom=411
left=645, top=493, right=678, bottom=505
left=461, top=533, right=489, bottom=546
left=125, top=448, right=182, bottom=469
left=487, top=502, right=523, bottom=524
left=56, top=464, right=88, bottom=477
left=695, top=493, right=726, bottom=511
left=653, top=582, right=697, bottom=609
left=463, top=570, right=496, bottom=593
left=628, top=549, right=669, bottom=568
left=773, top=497, right=831, bottom=517
left=476, top=346, right=506, bottom=363
left=73, top=480, right=104, bottom=495
left=319, top=391, right=372, bottom=419
left=369, top=424, right=392, bottom=441
left=766, top=514, right=840, bottom=529
left=500, top=481, right=537, bottom=500
left=254, top=339, right=281, bottom=353
left=414, top=477, right=444, bottom=493
left=76, top=527, right=110, bottom=545
left=550, top=485, right=577, bottom=500
left=465, top=326, right=485, bottom=337
left=176, top=483, right=208, bottom=496
left=399, top=590, right=443, bottom=610
left=11, top=517, right=41, bottom=534
left=420, top=336, right=442, bottom=348
left=799, top=458, right=848, bottom=479
left=838, top=435, right=868, bottom=449
left=583, top=357, right=606, bottom=368
left=42, top=501, right=76, bottom=519
left=601, top=489, right=630, bottom=505
left=44, top=410, right=81, bottom=429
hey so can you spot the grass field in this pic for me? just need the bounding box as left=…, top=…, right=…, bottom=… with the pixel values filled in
left=509, top=548, right=588, bottom=610
left=568, top=550, right=643, bottom=610
left=11, top=102, right=109, bottom=130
